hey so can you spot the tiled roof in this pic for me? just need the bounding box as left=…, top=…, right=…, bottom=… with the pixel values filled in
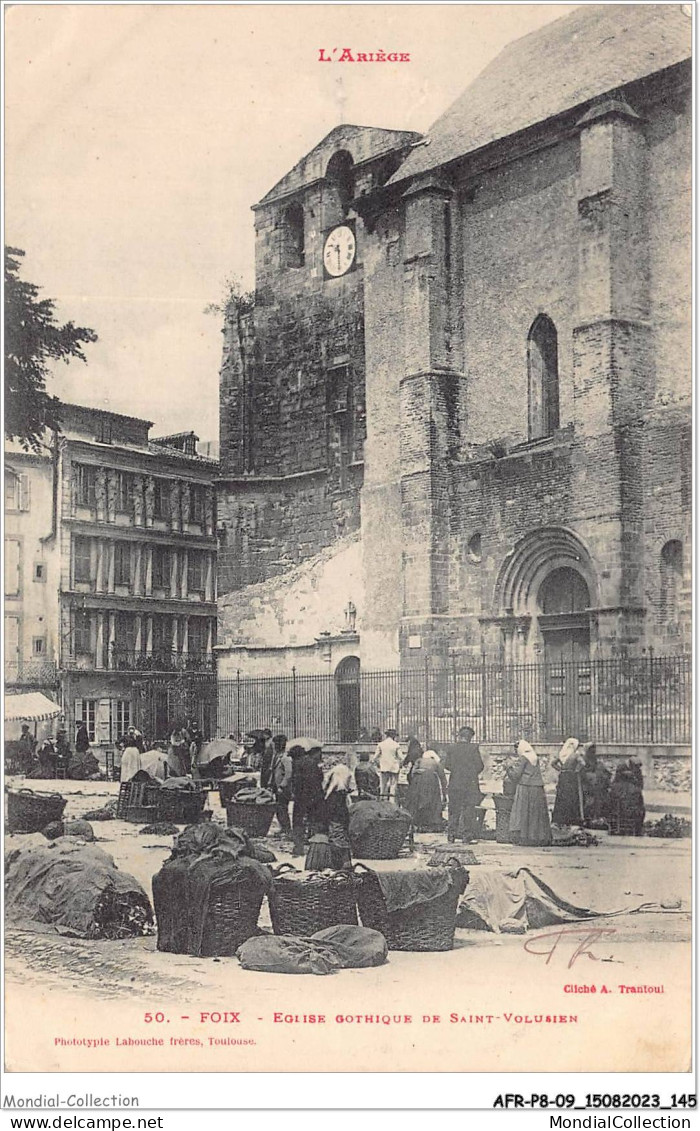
left=146, top=441, right=218, bottom=466
left=258, top=124, right=422, bottom=206
left=391, top=4, right=691, bottom=184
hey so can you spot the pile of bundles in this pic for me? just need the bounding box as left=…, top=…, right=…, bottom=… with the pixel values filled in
left=42, top=819, right=95, bottom=842
left=551, top=826, right=600, bottom=848
left=348, top=800, right=412, bottom=859
left=152, top=823, right=276, bottom=957
left=5, top=836, right=153, bottom=939
left=645, top=813, right=692, bottom=838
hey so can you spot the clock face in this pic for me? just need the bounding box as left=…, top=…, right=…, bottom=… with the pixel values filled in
left=323, top=225, right=356, bottom=278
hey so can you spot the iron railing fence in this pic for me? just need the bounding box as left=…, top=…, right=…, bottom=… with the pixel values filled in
left=216, top=654, right=691, bottom=747
left=63, top=649, right=215, bottom=674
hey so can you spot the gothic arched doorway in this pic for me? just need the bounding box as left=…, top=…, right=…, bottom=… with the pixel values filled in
left=335, top=656, right=360, bottom=742
left=538, top=567, right=591, bottom=739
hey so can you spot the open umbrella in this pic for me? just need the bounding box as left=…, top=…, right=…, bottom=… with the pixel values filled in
left=286, top=736, right=322, bottom=754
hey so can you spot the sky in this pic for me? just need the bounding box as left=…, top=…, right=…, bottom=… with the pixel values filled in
left=5, top=3, right=575, bottom=442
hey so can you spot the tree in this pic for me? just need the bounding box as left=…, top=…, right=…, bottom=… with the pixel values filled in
left=4, top=247, right=97, bottom=450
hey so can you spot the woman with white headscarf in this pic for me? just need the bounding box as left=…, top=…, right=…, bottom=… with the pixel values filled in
left=507, top=740, right=552, bottom=847
left=322, top=763, right=355, bottom=868
left=551, top=737, right=586, bottom=827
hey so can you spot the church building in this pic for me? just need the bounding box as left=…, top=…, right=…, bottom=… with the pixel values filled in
left=215, top=5, right=691, bottom=748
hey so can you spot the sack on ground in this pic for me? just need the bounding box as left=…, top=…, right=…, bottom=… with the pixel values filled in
left=311, top=924, right=388, bottom=968
left=236, top=934, right=342, bottom=975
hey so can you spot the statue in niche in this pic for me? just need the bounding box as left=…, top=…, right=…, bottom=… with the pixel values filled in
left=145, top=477, right=155, bottom=525
left=204, top=487, right=214, bottom=533
left=106, top=469, right=117, bottom=521
left=95, top=468, right=107, bottom=517
left=133, top=477, right=144, bottom=525
left=345, top=600, right=357, bottom=633
left=170, top=481, right=181, bottom=529
left=181, top=483, right=191, bottom=525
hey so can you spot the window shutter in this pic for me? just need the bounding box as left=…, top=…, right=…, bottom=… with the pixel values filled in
left=19, top=474, right=31, bottom=511
left=75, top=699, right=84, bottom=724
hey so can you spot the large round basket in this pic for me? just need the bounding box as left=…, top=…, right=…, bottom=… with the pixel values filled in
left=349, top=812, right=411, bottom=859
left=198, top=882, right=266, bottom=957
left=226, top=801, right=276, bottom=837
left=493, top=794, right=514, bottom=843
left=355, top=863, right=467, bottom=952
left=6, top=788, right=67, bottom=833
left=157, top=789, right=206, bottom=825
left=270, top=865, right=358, bottom=936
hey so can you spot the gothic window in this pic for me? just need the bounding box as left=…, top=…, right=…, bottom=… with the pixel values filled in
left=283, top=202, right=305, bottom=268
left=528, top=315, right=560, bottom=440
left=660, top=539, right=683, bottom=623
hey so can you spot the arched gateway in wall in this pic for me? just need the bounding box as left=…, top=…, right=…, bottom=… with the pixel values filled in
left=335, top=655, right=360, bottom=742
left=493, top=528, right=597, bottom=739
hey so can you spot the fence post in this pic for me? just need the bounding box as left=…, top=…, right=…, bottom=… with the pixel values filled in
left=236, top=669, right=241, bottom=739
left=452, top=655, right=458, bottom=741
left=481, top=652, right=488, bottom=741
left=292, top=666, right=298, bottom=736
left=424, top=659, right=430, bottom=746
left=649, top=647, right=655, bottom=744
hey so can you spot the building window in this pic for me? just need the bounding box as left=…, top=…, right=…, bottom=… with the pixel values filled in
left=75, top=699, right=97, bottom=742
left=188, top=617, right=208, bottom=655
left=467, top=533, right=483, bottom=563
left=5, top=470, right=29, bottom=511
left=527, top=314, right=560, bottom=440
left=153, top=479, right=169, bottom=519
left=116, top=471, right=132, bottom=513
left=33, top=562, right=46, bottom=582
left=187, top=551, right=205, bottom=593
left=152, top=546, right=171, bottom=590
left=32, top=636, right=46, bottom=656
left=191, top=485, right=204, bottom=524
left=96, top=418, right=112, bottom=444
left=5, top=539, right=20, bottom=596
left=152, top=614, right=172, bottom=660
left=114, top=542, right=131, bottom=587
left=73, top=610, right=92, bottom=655
left=111, top=699, right=131, bottom=741
left=77, top=465, right=97, bottom=507
left=73, top=536, right=93, bottom=584
left=283, top=202, right=305, bottom=268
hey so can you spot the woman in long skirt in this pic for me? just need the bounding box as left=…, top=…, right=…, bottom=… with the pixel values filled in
left=508, top=740, right=552, bottom=847
left=551, top=737, right=585, bottom=826
left=406, top=750, right=446, bottom=832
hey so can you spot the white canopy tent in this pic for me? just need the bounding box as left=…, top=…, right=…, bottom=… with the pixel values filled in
left=4, top=693, right=61, bottom=724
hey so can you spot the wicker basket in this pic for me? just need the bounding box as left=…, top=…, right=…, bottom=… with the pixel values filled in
left=118, top=782, right=160, bottom=818
left=226, top=801, right=276, bottom=837
left=270, top=864, right=358, bottom=935
left=355, top=863, right=467, bottom=952
left=493, top=795, right=514, bottom=843
left=154, top=863, right=266, bottom=957
left=349, top=812, right=411, bottom=859
left=157, top=788, right=206, bottom=824
left=609, top=803, right=641, bottom=837
left=6, top=788, right=67, bottom=833
left=219, top=777, right=257, bottom=807
left=126, top=805, right=159, bottom=825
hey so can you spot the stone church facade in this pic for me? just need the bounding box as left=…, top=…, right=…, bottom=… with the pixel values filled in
left=216, top=5, right=691, bottom=687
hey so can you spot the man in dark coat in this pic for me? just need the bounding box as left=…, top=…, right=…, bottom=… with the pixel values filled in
left=290, top=741, right=325, bottom=856
left=444, top=726, right=484, bottom=843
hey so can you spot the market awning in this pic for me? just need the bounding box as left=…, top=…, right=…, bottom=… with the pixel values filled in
left=4, top=692, right=61, bottom=723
